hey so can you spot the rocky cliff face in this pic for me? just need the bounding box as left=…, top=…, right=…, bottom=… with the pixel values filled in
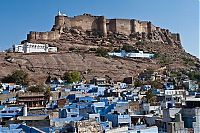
left=1, top=14, right=199, bottom=84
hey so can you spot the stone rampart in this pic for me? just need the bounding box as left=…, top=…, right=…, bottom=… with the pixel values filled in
left=27, top=13, right=181, bottom=44
left=27, top=31, right=60, bottom=41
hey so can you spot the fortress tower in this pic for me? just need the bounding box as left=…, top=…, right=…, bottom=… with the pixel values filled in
left=99, top=16, right=107, bottom=37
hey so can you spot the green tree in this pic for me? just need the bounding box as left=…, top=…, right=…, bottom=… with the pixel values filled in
left=95, top=47, right=108, bottom=57
left=1, top=70, right=28, bottom=85
left=113, top=47, right=121, bottom=52
left=151, top=80, right=162, bottom=89
left=188, top=71, right=200, bottom=82
left=145, top=89, right=156, bottom=103
left=63, top=71, right=81, bottom=83
left=154, top=53, right=159, bottom=58
left=89, top=48, right=97, bottom=52
left=27, top=84, right=44, bottom=92
left=121, top=44, right=138, bottom=52
left=134, top=79, right=143, bottom=87
left=135, top=41, right=145, bottom=45
left=44, top=87, right=51, bottom=103
left=159, top=56, right=171, bottom=65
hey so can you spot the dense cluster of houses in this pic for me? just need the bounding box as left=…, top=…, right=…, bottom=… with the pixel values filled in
left=0, top=70, right=200, bottom=133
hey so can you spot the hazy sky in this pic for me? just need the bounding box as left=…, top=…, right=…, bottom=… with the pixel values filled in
left=0, top=0, right=199, bottom=58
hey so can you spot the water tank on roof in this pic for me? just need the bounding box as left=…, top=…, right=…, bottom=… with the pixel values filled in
left=23, top=105, right=27, bottom=116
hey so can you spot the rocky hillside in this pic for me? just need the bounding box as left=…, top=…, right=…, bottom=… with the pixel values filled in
left=0, top=52, right=160, bottom=83
left=1, top=19, right=199, bottom=84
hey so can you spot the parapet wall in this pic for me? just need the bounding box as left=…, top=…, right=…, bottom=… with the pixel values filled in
left=53, top=13, right=179, bottom=36
left=115, top=19, right=131, bottom=35
left=54, top=14, right=100, bottom=31
left=27, top=31, right=60, bottom=41
left=53, top=14, right=158, bottom=35
left=71, top=14, right=99, bottom=31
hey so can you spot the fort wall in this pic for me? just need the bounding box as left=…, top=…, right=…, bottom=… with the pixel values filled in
left=71, top=14, right=98, bottom=31
left=27, top=13, right=181, bottom=44
left=53, top=14, right=158, bottom=35
left=148, top=22, right=157, bottom=33
left=171, top=33, right=181, bottom=42
left=27, top=31, right=60, bottom=41
left=108, top=19, right=117, bottom=33
left=115, top=19, right=131, bottom=35
left=140, top=21, right=148, bottom=33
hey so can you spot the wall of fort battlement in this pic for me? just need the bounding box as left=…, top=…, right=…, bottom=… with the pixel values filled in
left=171, top=33, right=181, bottom=42
left=114, top=19, right=132, bottom=35
left=55, top=14, right=100, bottom=31
left=54, top=14, right=161, bottom=36
left=27, top=31, right=60, bottom=41
left=26, top=13, right=181, bottom=43
left=71, top=14, right=99, bottom=31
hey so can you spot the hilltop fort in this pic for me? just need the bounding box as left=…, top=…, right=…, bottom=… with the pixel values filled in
left=27, top=12, right=181, bottom=46
left=1, top=12, right=199, bottom=84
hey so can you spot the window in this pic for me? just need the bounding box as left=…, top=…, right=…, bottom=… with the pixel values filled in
left=8, top=110, right=14, bottom=113
left=1, top=111, right=7, bottom=113
left=71, top=115, right=77, bottom=117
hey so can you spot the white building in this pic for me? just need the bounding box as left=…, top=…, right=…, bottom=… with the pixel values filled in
left=108, top=50, right=154, bottom=58
left=162, top=89, right=188, bottom=108
left=13, top=44, right=24, bottom=53
left=13, top=42, right=57, bottom=53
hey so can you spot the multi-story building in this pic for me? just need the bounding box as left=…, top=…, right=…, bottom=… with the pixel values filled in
left=16, top=92, right=45, bottom=108
left=13, top=42, right=57, bottom=53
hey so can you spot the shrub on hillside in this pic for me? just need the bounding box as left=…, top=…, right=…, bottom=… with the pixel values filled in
left=1, top=70, right=28, bottom=85
left=121, top=44, right=138, bottom=52
left=95, top=47, right=108, bottom=57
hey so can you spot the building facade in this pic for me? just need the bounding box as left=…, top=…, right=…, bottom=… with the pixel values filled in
left=108, top=50, right=154, bottom=58
left=16, top=92, right=46, bottom=108
left=13, top=42, right=57, bottom=53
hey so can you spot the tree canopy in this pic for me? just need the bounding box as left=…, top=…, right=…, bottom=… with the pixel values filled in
left=1, top=70, right=28, bottom=85
left=121, top=44, right=138, bottom=52
left=145, top=89, right=156, bottom=103
left=188, top=71, right=200, bottom=82
left=95, top=47, right=108, bottom=57
left=27, top=84, right=45, bottom=92
left=63, top=71, right=81, bottom=83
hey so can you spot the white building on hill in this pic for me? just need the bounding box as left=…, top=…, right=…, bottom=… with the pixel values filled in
left=108, top=50, right=154, bottom=58
left=13, top=42, right=57, bottom=53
